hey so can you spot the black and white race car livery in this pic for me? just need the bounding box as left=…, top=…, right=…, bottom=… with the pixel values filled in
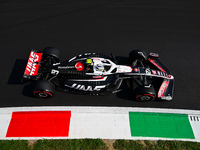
left=23, top=47, right=174, bottom=101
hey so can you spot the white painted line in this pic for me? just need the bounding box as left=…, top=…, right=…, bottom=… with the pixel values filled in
left=0, top=114, right=12, bottom=139
left=69, top=113, right=131, bottom=139
left=0, top=106, right=200, bottom=115
left=189, top=115, right=200, bottom=141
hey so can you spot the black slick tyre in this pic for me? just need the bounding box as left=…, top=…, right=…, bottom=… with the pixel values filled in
left=43, top=47, right=61, bottom=63
left=33, top=80, right=55, bottom=98
left=135, top=85, right=156, bottom=102
left=129, top=49, right=147, bottom=65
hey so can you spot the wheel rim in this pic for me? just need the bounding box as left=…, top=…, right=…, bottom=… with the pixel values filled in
left=34, top=90, right=53, bottom=98
left=136, top=94, right=155, bottom=102
left=38, top=92, right=48, bottom=98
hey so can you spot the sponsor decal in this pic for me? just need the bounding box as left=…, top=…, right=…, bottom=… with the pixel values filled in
left=75, top=62, right=84, bottom=71
left=148, top=58, right=166, bottom=72
left=152, top=70, right=157, bottom=75
left=65, top=83, right=106, bottom=91
left=152, top=70, right=172, bottom=79
left=158, top=80, right=169, bottom=97
left=24, top=51, right=42, bottom=76
left=58, top=66, right=75, bottom=69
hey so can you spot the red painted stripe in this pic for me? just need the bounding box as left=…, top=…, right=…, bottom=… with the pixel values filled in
left=6, top=111, right=71, bottom=137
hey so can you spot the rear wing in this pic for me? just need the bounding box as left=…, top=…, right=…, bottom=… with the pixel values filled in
left=23, top=50, right=43, bottom=79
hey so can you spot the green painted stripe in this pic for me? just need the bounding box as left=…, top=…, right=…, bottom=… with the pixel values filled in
left=129, top=112, right=195, bottom=139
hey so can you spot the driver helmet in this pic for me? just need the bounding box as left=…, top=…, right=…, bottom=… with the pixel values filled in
left=86, top=59, right=92, bottom=65
left=96, top=63, right=104, bottom=72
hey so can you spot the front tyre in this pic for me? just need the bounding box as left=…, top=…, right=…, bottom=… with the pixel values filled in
left=129, top=49, right=147, bottom=66
left=33, top=80, right=55, bottom=98
left=135, top=85, right=156, bottom=102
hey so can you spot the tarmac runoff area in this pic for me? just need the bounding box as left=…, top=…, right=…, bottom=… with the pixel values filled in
left=0, top=106, right=200, bottom=142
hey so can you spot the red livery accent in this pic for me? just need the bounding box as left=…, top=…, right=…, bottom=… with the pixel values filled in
left=158, top=80, right=169, bottom=97
left=93, top=76, right=106, bottom=80
left=134, top=68, right=139, bottom=72
left=148, top=58, right=166, bottom=73
left=93, top=76, right=102, bottom=78
left=24, top=51, right=42, bottom=76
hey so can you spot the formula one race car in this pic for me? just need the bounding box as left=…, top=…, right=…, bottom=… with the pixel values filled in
left=23, top=47, right=174, bottom=101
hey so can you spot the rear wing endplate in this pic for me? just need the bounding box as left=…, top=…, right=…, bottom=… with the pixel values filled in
left=23, top=50, right=43, bottom=79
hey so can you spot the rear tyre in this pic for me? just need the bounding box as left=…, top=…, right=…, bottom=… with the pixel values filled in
left=135, top=85, right=156, bottom=102
left=33, top=80, right=55, bottom=98
left=43, top=47, right=61, bottom=63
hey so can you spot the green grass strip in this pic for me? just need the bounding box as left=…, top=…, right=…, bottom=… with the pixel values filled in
left=0, top=140, right=30, bottom=150
left=0, top=139, right=108, bottom=150
left=1, top=139, right=200, bottom=150
left=113, top=140, right=200, bottom=150
left=33, top=139, right=107, bottom=150
left=129, top=112, right=195, bottom=139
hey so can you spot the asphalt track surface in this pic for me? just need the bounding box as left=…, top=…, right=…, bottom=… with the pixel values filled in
left=1, top=0, right=200, bottom=110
